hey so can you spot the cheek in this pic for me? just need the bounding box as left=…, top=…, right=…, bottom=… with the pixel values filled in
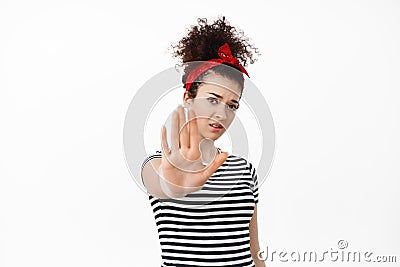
left=191, top=104, right=209, bottom=117
left=226, top=111, right=236, bottom=121
left=197, top=118, right=210, bottom=127
left=225, top=121, right=233, bottom=129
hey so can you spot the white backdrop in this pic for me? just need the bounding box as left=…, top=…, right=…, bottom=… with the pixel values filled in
left=1, top=1, right=399, bottom=266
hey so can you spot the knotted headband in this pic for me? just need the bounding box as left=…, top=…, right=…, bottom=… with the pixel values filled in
left=185, top=43, right=250, bottom=91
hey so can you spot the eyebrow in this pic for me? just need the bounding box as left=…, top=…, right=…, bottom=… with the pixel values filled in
left=207, top=92, right=239, bottom=104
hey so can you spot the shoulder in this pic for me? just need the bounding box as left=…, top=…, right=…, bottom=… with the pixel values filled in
left=224, top=153, right=258, bottom=182
left=224, top=153, right=256, bottom=173
left=141, top=150, right=162, bottom=170
left=144, top=150, right=162, bottom=159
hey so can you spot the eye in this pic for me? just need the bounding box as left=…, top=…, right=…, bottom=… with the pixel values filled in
left=227, top=104, right=239, bottom=111
left=207, top=97, right=219, bottom=104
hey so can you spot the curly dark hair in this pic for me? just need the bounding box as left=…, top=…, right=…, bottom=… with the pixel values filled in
left=171, top=16, right=259, bottom=98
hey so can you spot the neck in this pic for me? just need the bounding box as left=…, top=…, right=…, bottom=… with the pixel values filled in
left=199, top=138, right=218, bottom=165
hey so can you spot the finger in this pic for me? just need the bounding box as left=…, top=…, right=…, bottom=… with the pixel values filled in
left=188, top=109, right=199, bottom=149
left=170, top=108, right=179, bottom=151
left=201, top=152, right=228, bottom=179
left=160, top=124, right=169, bottom=157
left=178, top=105, right=189, bottom=148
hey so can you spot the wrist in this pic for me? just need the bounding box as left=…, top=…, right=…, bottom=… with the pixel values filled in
left=158, top=166, right=187, bottom=198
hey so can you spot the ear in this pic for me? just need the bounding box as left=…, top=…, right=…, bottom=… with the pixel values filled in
left=183, top=91, right=193, bottom=107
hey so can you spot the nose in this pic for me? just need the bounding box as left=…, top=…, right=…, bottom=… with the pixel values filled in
left=214, top=102, right=227, bottom=121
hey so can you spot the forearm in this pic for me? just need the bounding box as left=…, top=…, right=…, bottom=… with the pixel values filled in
left=141, top=159, right=200, bottom=199
left=251, top=248, right=266, bottom=267
left=141, top=164, right=169, bottom=199
left=249, top=204, right=266, bottom=267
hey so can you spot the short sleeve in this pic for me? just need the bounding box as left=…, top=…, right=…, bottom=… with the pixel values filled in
left=140, top=150, right=162, bottom=187
left=248, top=162, right=259, bottom=204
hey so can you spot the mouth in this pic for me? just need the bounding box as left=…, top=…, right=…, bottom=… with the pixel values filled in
left=209, top=121, right=224, bottom=131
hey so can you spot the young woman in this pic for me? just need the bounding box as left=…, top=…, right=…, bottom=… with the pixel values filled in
left=141, top=17, right=265, bottom=267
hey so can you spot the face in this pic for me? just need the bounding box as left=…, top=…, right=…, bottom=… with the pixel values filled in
left=183, top=72, right=242, bottom=141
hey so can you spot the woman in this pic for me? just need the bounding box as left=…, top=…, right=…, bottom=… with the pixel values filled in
left=141, top=17, right=265, bottom=267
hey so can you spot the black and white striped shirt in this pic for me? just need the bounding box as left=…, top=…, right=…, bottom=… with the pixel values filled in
left=141, top=149, right=259, bottom=267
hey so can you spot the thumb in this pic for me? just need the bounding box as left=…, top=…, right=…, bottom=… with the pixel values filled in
left=202, top=152, right=229, bottom=178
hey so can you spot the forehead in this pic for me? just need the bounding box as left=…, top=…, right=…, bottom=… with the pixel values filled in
left=197, top=73, right=242, bottom=99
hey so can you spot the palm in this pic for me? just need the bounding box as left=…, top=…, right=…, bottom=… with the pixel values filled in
left=160, top=105, right=228, bottom=190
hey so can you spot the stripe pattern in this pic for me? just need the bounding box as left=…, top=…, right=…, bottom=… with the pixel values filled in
left=141, top=150, right=259, bottom=267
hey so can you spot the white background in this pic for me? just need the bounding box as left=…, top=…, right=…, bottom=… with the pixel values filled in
left=1, top=1, right=399, bottom=266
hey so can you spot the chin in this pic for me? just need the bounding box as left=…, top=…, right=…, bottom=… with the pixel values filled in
left=203, top=131, right=225, bottom=141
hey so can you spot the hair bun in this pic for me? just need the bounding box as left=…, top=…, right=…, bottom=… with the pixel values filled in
left=171, top=16, right=259, bottom=67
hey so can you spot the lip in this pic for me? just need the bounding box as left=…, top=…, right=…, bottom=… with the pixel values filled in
left=209, top=121, right=224, bottom=132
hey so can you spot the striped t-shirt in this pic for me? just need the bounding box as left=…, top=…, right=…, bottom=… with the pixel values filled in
left=141, top=149, right=259, bottom=267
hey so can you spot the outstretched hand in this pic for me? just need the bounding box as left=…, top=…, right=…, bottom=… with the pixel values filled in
left=159, top=105, right=228, bottom=194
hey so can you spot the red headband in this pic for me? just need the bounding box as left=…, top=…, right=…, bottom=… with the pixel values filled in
left=185, top=43, right=249, bottom=91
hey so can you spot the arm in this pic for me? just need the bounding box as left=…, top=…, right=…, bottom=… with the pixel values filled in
left=141, top=106, right=227, bottom=199
left=141, top=157, right=170, bottom=199
left=249, top=204, right=266, bottom=267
